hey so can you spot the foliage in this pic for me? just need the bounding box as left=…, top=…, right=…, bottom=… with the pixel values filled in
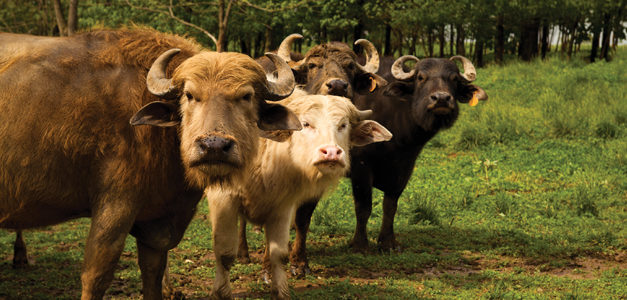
left=0, top=0, right=624, bottom=62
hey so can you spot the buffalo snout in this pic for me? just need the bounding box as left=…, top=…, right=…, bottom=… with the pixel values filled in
left=325, top=79, right=349, bottom=96
left=314, top=144, right=346, bottom=170
left=427, top=91, right=455, bottom=113
left=192, top=135, right=238, bottom=166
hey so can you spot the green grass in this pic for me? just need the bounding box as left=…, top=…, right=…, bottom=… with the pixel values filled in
left=1, top=49, right=626, bottom=299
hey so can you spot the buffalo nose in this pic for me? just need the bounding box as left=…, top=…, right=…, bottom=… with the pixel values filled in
left=196, top=136, right=234, bottom=155
left=326, top=79, right=349, bottom=96
left=319, top=145, right=343, bottom=161
left=430, top=92, right=452, bottom=103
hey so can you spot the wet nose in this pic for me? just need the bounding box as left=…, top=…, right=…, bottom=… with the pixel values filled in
left=430, top=92, right=452, bottom=104
left=318, top=145, right=343, bottom=161
left=326, top=79, right=349, bottom=96
left=195, top=135, right=234, bottom=157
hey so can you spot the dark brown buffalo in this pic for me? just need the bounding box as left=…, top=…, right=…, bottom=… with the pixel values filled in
left=238, top=34, right=386, bottom=276
left=0, top=29, right=299, bottom=299
left=349, top=55, right=488, bottom=251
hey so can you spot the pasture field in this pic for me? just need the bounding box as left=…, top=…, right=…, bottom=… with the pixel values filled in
left=1, top=51, right=625, bottom=299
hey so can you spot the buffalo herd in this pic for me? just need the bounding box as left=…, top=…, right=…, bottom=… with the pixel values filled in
left=0, top=28, right=487, bottom=299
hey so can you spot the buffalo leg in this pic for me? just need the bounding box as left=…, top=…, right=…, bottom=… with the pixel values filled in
left=377, top=193, right=401, bottom=252
left=350, top=172, right=374, bottom=252
left=208, top=191, right=239, bottom=299
left=137, top=241, right=168, bottom=300
left=81, top=201, right=136, bottom=300
left=237, top=217, right=251, bottom=263
left=264, top=208, right=293, bottom=300
left=13, top=230, right=29, bottom=268
left=289, top=199, right=319, bottom=277
left=131, top=190, right=202, bottom=300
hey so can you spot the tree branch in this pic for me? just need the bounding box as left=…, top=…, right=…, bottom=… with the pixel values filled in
left=124, top=0, right=217, bottom=48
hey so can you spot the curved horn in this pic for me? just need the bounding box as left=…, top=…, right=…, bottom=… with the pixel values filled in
left=391, top=55, right=420, bottom=81
left=354, top=39, right=380, bottom=74
left=357, top=109, right=373, bottom=121
left=146, top=48, right=181, bottom=99
left=277, top=33, right=303, bottom=62
left=450, top=55, right=476, bottom=82
left=263, top=53, right=296, bottom=101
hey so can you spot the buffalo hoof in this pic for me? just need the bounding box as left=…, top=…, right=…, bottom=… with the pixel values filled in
left=290, top=264, right=312, bottom=278
left=165, top=290, right=185, bottom=300
left=349, top=237, right=369, bottom=253
left=377, top=238, right=401, bottom=253
left=261, top=269, right=271, bottom=285
left=12, top=255, right=29, bottom=268
left=237, top=252, right=251, bottom=264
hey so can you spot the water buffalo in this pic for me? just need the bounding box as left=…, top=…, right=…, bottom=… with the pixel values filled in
left=0, top=29, right=299, bottom=299
left=208, top=94, right=391, bottom=299
left=349, top=55, right=488, bottom=251
left=239, top=34, right=389, bottom=275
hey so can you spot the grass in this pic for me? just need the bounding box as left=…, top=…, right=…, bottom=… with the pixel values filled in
left=1, top=49, right=626, bottom=299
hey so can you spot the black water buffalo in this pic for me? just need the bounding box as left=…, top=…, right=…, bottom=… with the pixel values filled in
left=349, top=55, right=488, bottom=251
left=0, top=29, right=299, bottom=299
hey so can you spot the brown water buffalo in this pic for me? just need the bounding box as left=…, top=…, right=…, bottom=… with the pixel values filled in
left=208, top=94, right=391, bottom=299
left=349, top=55, right=488, bottom=252
left=239, top=34, right=387, bottom=276
left=0, top=29, right=299, bottom=299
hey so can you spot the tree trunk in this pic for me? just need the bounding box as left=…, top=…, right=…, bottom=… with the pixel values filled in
left=52, top=0, right=67, bottom=36
left=264, top=26, right=272, bottom=53
left=474, top=39, right=484, bottom=67
left=239, top=38, right=249, bottom=56
left=396, top=30, right=403, bottom=56
left=449, top=24, right=454, bottom=56
left=600, top=13, right=612, bottom=61
left=427, top=30, right=434, bottom=57
left=439, top=25, right=445, bottom=57
left=540, top=23, right=549, bottom=59
left=384, top=24, right=392, bottom=56
left=455, top=24, right=465, bottom=56
left=67, top=0, right=78, bottom=36
left=353, top=20, right=364, bottom=54
left=519, top=19, right=539, bottom=61
left=217, top=0, right=233, bottom=52
left=567, top=21, right=577, bottom=59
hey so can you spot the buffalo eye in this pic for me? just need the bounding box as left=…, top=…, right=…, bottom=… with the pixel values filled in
left=346, top=62, right=356, bottom=71
left=185, top=91, right=196, bottom=102
left=339, top=123, right=347, bottom=131
left=242, top=93, right=252, bottom=102
left=303, top=121, right=310, bottom=128
left=417, top=73, right=426, bottom=82
left=308, top=63, right=318, bottom=69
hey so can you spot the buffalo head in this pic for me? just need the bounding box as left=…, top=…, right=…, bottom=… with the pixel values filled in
left=382, top=55, right=488, bottom=132
left=277, top=34, right=386, bottom=98
left=130, top=49, right=301, bottom=186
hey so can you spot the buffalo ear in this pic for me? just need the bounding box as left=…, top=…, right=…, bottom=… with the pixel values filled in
left=472, top=85, right=488, bottom=101
left=382, top=81, right=414, bottom=98
left=130, top=101, right=180, bottom=127
left=350, top=120, right=393, bottom=147
left=355, top=73, right=388, bottom=93
left=258, top=102, right=302, bottom=137
left=457, top=84, right=488, bottom=103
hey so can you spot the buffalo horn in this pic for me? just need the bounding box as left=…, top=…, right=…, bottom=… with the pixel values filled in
left=146, top=48, right=181, bottom=99
left=450, top=56, right=477, bottom=82
left=391, top=55, right=420, bottom=80
left=263, top=53, right=296, bottom=101
left=357, top=109, right=373, bottom=121
left=277, top=33, right=303, bottom=62
left=354, top=39, right=380, bottom=74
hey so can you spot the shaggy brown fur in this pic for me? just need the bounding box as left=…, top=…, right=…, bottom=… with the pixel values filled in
left=0, top=28, right=297, bottom=299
